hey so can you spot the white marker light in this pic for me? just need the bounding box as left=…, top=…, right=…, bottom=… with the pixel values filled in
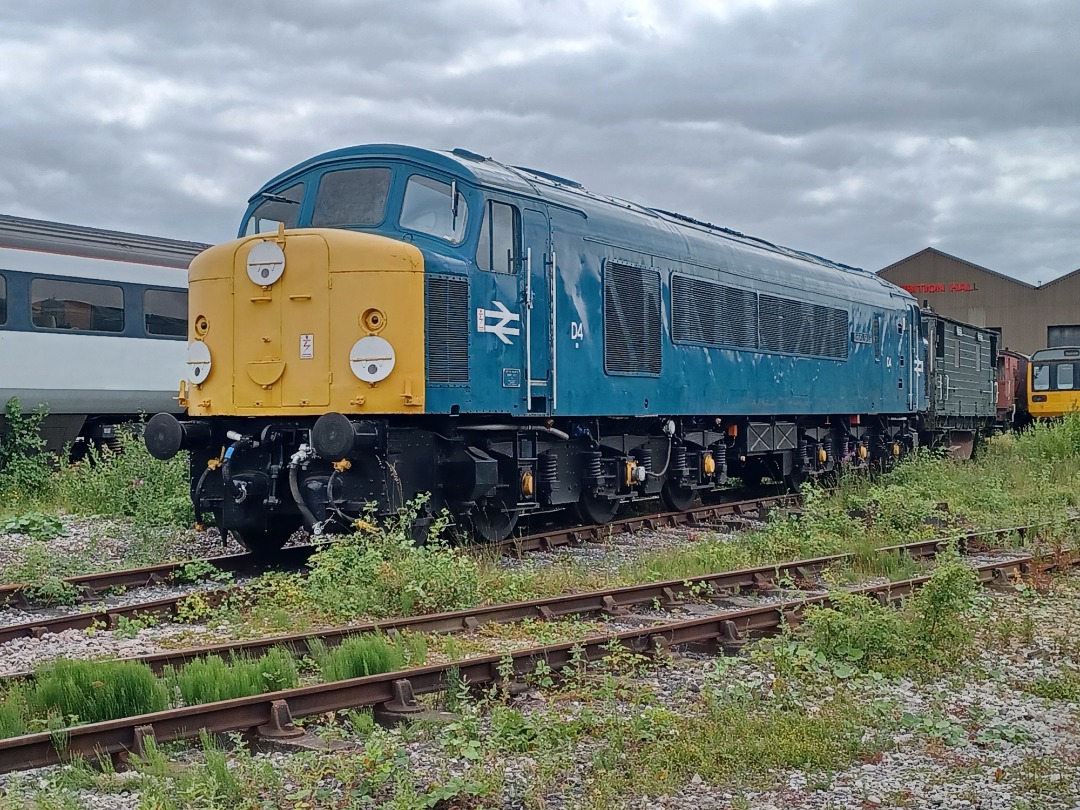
left=349, top=336, right=396, bottom=383
left=246, top=241, right=286, bottom=286
left=186, top=340, right=212, bottom=385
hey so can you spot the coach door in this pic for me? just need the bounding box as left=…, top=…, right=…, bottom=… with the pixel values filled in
left=521, top=208, right=552, bottom=414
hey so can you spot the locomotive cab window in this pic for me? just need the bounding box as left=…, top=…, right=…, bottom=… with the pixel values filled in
left=31, top=278, right=124, bottom=332
left=0, top=274, right=6, bottom=325
left=244, top=182, right=304, bottom=235
left=311, top=167, right=391, bottom=228
left=476, top=200, right=520, bottom=273
left=399, top=175, right=468, bottom=244
left=144, top=289, right=187, bottom=337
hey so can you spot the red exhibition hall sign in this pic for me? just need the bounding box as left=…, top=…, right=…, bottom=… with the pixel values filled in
left=900, top=283, right=975, bottom=293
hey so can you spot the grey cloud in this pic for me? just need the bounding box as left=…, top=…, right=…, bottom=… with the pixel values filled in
left=1, top=0, right=1079, bottom=280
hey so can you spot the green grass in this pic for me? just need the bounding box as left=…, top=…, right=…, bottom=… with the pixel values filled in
left=309, top=633, right=427, bottom=682
left=0, top=690, right=28, bottom=739
left=28, top=658, right=168, bottom=726
left=170, top=648, right=299, bottom=706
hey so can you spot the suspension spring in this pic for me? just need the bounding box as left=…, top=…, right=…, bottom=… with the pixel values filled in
left=670, top=444, right=688, bottom=477
left=711, top=443, right=728, bottom=476
left=538, top=452, right=558, bottom=485
left=582, top=449, right=603, bottom=483
left=633, top=447, right=653, bottom=474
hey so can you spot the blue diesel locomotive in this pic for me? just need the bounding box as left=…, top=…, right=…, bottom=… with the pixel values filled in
left=145, top=145, right=994, bottom=549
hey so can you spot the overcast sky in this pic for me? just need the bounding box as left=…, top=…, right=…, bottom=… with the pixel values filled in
left=2, top=0, right=1079, bottom=282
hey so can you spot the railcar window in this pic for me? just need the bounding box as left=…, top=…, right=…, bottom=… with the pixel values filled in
left=1033, top=364, right=1050, bottom=391
left=1057, top=363, right=1075, bottom=390
left=475, top=200, right=519, bottom=273
left=144, top=289, right=187, bottom=337
left=399, top=175, right=468, bottom=244
left=0, top=274, right=6, bottom=325
left=311, top=167, right=391, bottom=227
left=244, top=183, right=304, bottom=235
left=31, top=278, right=123, bottom=332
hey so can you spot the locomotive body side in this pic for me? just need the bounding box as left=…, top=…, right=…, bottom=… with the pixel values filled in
left=146, top=145, right=940, bottom=549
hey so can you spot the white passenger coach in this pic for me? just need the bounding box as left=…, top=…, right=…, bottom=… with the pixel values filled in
left=0, top=215, right=207, bottom=454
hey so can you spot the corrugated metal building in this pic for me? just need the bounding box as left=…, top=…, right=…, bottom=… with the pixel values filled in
left=878, top=248, right=1080, bottom=355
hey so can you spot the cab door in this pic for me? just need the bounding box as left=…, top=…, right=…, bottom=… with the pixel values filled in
left=521, top=207, right=552, bottom=414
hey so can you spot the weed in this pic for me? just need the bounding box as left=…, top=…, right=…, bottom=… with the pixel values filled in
left=170, top=648, right=299, bottom=705
left=54, top=428, right=191, bottom=527
left=0, top=398, right=54, bottom=508
left=22, top=578, right=81, bottom=607
left=308, top=634, right=416, bottom=682
left=172, top=560, right=232, bottom=585
left=304, top=500, right=480, bottom=620
left=113, top=615, right=158, bottom=639
left=29, top=658, right=168, bottom=725
left=794, top=552, right=979, bottom=678
left=1022, top=667, right=1080, bottom=701
left=0, top=688, right=28, bottom=739
left=900, top=711, right=966, bottom=746
left=0, top=512, right=63, bottom=541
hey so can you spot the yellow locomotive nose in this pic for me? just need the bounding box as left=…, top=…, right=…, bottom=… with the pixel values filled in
left=184, top=228, right=426, bottom=418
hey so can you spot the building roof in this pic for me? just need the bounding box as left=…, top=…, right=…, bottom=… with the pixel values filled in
left=878, top=246, right=1080, bottom=291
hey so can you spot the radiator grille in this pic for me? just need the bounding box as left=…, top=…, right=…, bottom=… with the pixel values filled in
left=425, top=276, right=470, bottom=383
left=759, top=294, right=849, bottom=359
left=604, top=261, right=662, bottom=374
left=671, top=274, right=758, bottom=349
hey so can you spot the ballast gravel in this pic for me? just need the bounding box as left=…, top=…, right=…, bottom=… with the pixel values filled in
left=3, top=571, right=1078, bottom=809
left=0, top=514, right=243, bottom=576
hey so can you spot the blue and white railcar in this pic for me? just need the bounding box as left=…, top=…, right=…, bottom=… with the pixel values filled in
left=0, top=216, right=206, bottom=453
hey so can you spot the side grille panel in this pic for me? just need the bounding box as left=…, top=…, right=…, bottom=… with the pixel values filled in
left=604, top=261, right=662, bottom=375
left=426, top=276, right=470, bottom=383
left=671, top=274, right=758, bottom=349
left=759, top=294, right=849, bottom=359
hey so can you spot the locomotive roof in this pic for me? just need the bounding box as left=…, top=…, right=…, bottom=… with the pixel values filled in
left=252, top=144, right=909, bottom=301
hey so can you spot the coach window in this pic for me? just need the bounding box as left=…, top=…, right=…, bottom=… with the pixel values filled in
left=144, top=289, right=187, bottom=337
left=399, top=175, right=468, bottom=244
left=31, top=278, right=124, bottom=332
left=0, top=274, right=6, bottom=325
left=244, top=182, right=304, bottom=235
left=311, top=167, right=391, bottom=227
left=475, top=200, right=519, bottom=273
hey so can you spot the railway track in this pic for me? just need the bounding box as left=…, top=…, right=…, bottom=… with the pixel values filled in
left=0, top=493, right=798, bottom=639
left=0, top=543, right=1063, bottom=774
left=0, top=545, right=316, bottom=611
left=0, top=534, right=954, bottom=680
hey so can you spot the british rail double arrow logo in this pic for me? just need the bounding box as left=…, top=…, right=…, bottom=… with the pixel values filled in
left=476, top=300, right=521, bottom=344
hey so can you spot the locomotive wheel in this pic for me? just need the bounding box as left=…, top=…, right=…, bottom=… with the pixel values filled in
left=235, top=519, right=302, bottom=558
left=471, top=498, right=520, bottom=543
left=660, top=480, right=696, bottom=512
left=784, top=467, right=808, bottom=493
left=574, top=490, right=620, bottom=525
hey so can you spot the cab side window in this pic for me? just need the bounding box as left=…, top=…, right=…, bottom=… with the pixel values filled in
left=476, top=200, right=519, bottom=273
left=244, top=183, right=304, bottom=235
